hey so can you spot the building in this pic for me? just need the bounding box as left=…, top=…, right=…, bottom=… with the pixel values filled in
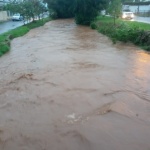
left=0, top=0, right=10, bottom=21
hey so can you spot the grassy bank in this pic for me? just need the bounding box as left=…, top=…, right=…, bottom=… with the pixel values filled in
left=91, top=16, right=150, bottom=51
left=0, top=17, right=51, bottom=57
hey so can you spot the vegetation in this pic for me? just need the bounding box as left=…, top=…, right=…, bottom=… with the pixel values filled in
left=74, top=0, right=107, bottom=25
left=123, top=21, right=150, bottom=31
left=0, top=17, right=51, bottom=57
left=6, top=0, right=47, bottom=23
left=95, top=16, right=150, bottom=30
left=44, top=0, right=75, bottom=18
left=107, top=0, right=122, bottom=25
left=44, top=0, right=108, bottom=25
left=91, top=16, right=150, bottom=51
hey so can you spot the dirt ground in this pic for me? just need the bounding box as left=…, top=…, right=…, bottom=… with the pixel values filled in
left=0, top=19, right=150, bottom=150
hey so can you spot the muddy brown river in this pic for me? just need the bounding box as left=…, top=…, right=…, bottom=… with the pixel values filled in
left=0, top=19, right=150, bottom=150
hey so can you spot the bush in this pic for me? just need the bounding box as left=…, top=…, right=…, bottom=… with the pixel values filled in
left=0, top=43, right=10, bottom=56
left=96, top=19, right=150, bottom=51
left=75, top=6, right=98, bottom=25
left=90, top=22, right=97, bottom=29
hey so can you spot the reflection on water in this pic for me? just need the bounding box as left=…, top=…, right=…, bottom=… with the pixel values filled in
left=133, top=52, right=150, bottom=78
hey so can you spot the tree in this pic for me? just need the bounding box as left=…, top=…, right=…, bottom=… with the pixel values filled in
left=74, top=0, right=107, bottom=25
left=6, top=0, right=47, bottom=23
left=44, top=0, right=75, bottom=18
left=44, top=0, right=108, bottom=25
left=107, top=0, right=122, bottom=25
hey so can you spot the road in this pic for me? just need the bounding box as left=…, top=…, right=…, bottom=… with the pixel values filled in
left=0, top=19, right=150, bottom=150
left=133, top=16, right=150, bottom=24
left=0, top=13, right=49, bottom=34
left=0, top=20, right=24, bottom=34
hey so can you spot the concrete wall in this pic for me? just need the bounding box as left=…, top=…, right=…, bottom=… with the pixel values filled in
left=0, top=11, right=8, bottom=21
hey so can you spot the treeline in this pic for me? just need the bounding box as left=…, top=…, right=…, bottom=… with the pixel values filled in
left=5, top=0, right=47, bottom=23
left=5, top=0, right=109, bottom=25
left=44, top=0, right=109, bottom=25
left=43, top=0, right=75, bottom=18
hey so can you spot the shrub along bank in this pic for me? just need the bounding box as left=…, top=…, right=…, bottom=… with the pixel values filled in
left=91, top=16, right=150, bottom=51
left=0, top=17, right=51, bottom=57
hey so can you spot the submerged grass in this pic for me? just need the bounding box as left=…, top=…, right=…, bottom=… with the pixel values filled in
left=92, top=16, right=150, bottom=51
left=0, top=17, right=52, bottom=57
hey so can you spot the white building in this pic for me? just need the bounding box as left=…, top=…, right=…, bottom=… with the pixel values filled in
left=0, top=0, right=10, bottom=21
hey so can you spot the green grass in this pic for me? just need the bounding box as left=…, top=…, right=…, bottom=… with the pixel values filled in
left=96, top=16, right=121, bottom=24
left=124, top=21, right=150, bottom=31
left=96, top=16, right=150, bottom=31
left=0, top=17, right=52, bottom=57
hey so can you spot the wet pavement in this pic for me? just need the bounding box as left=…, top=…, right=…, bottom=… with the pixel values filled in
left=133, top=16, right=150, bottom=24
left=0, top=20, right=24, bottom=34
left=0, top=19, right=150, bottom=150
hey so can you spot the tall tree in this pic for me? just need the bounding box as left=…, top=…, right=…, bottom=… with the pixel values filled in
left=6, top=0, right=47, bottom=23
left=45, top=0, right=108, bottom=25
left=44, top=0, right=75, bottom=18
left=74, top=0, right=107, bottom=25
left=107, top=0, right=122, bottom=25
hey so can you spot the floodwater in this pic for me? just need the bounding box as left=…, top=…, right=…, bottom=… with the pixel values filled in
left=0, top=19, right=150, bottom=150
